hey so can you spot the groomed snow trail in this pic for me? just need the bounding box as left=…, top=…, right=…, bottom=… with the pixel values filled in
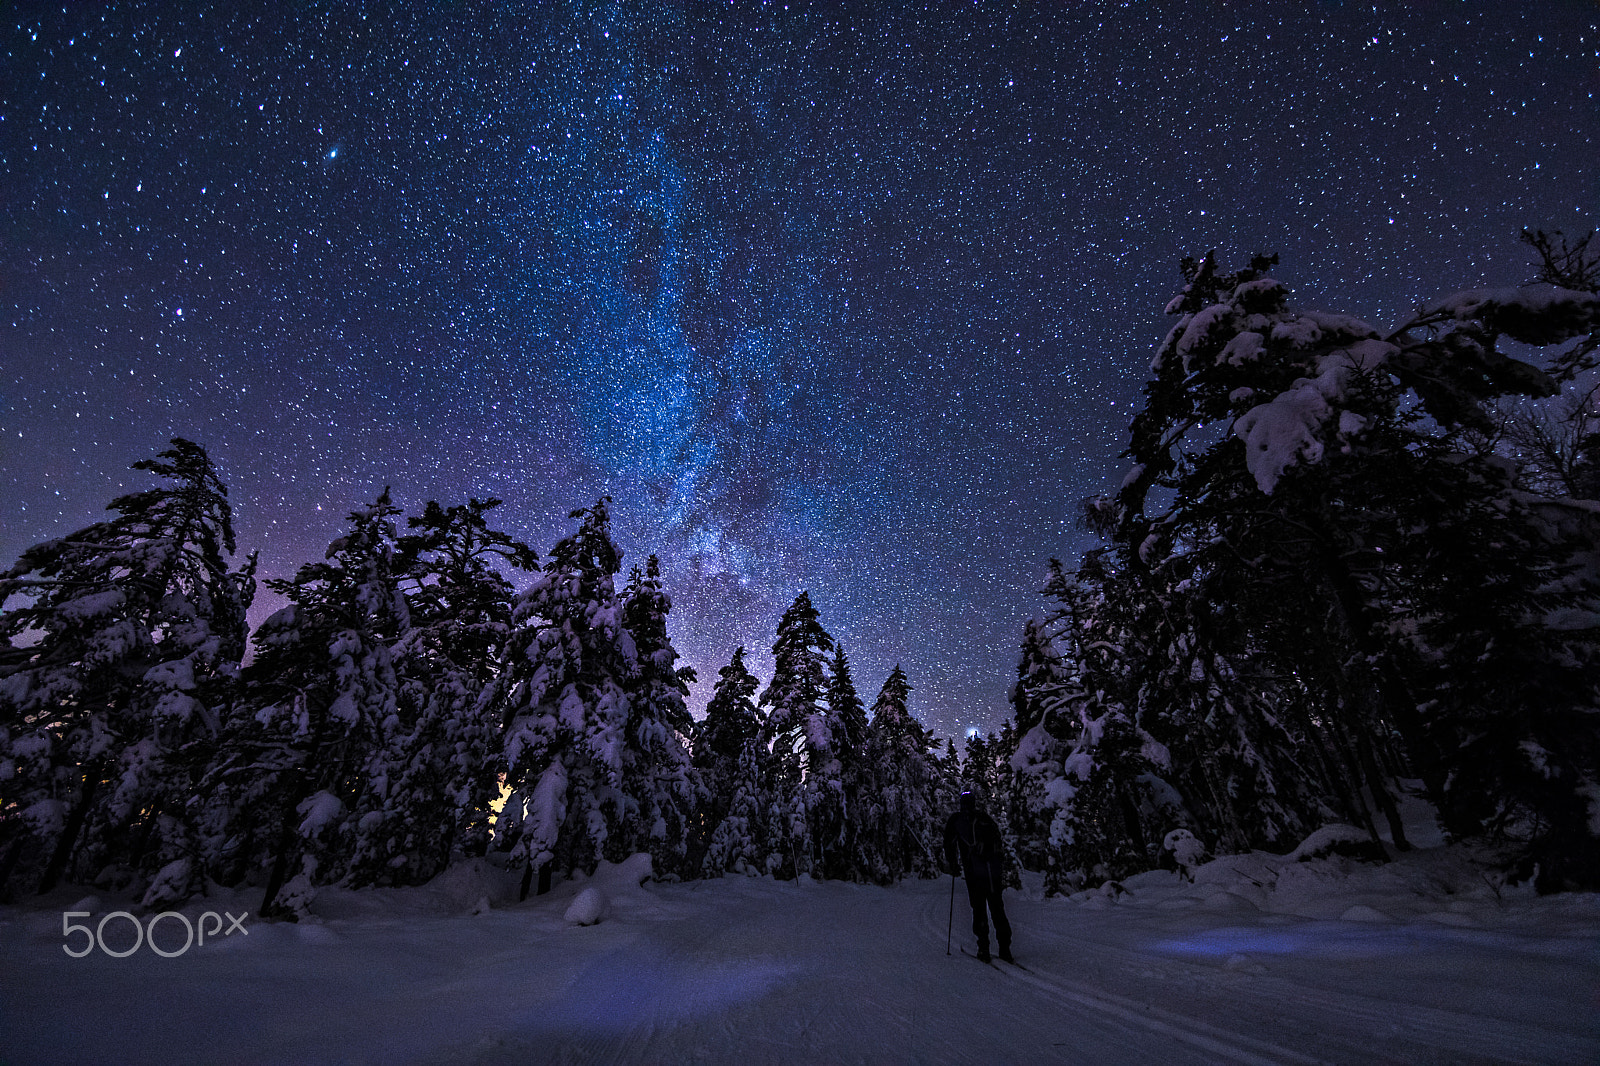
left=919, top=880, right=1598, bottom=1066
left=1, top=871, right=1596, bottom=1065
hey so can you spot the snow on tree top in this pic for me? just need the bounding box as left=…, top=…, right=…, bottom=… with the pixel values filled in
left=1230, top=341, right=1397, bottom=494
left=1176, top=303, right=1231, bottom=371
left=57, top=590, right=127, bottom=622
left=1427, top=284, right=1600, bottom=346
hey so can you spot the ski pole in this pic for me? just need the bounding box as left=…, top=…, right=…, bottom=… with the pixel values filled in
left=946, top=870, right=956, bottom=955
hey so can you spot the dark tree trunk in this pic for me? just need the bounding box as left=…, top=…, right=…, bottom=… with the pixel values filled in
left=127, top=803, right=164, bottom=870
left=259, top=765, right=316, bottom=918
left=0, top=833, right=31, bottom=901
left=38, top=763, right=101, bottom=894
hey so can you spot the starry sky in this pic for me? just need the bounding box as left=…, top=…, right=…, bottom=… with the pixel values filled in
left=4, top=1, right=1597, bottom=741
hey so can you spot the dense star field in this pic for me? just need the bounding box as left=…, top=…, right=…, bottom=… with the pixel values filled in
left=4, top=2, right=1596, bottom=737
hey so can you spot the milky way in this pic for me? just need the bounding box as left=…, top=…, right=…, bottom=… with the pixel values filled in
left=4, top=2, right=1596, bottom=738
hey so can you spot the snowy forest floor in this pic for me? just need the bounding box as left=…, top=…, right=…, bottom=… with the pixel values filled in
left=1, top=843, right=1597, bottom=1066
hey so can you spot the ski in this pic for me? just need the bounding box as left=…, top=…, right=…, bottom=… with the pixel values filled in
left=959, top=945, right=1030, bottom=971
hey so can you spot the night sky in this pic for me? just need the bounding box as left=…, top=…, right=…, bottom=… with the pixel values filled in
left=4, top=2, right=1596, bottom=740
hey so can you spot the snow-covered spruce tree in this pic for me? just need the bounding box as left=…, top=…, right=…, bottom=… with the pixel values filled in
left=1409, top=230, right=1600, bottom=888
left=616, top=555, right=699, bottom=877
left=693, top=646, right=770, bottom=877
left=823, top=644, right=873, bottom=880
left=758, top=591, right=836, bottom=879
left=491, top=499, right=627, bottom=892
left=491, top=500, right=695, bottom=893
left=935, top=737, right=963, bottom=811
left=1111, top=249, right=1600, bottom=887
left=1073, top=548, right=1310, bottom=869
left=1018, top=553, right=1179, bottom=894
left=371, top=498, right=537, bottom=885
left=0, top=439, right=255, bottom=901
left=859, top=666, right=941, bottom=882
left=1002, top=618, right=1062, bottom=874
left=232, top=491, right=407, bottom=916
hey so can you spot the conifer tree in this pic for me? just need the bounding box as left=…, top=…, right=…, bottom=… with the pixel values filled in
left=758, top=591, right=836, bottom=879
left=490, top=499, right=635, bottom=893
left=697, top=647, right=763, bottom=767
left=860, top=666, right=941, bottom=882
left=1092, top=244, right=1600, bottom=888
left=1004, top=618, right=1062, bottom=873
left=826, top=645, right=869, bottom=755
left=233, top=491, right=407, bottom=915
left=936, top=738, right=962, bottom=810
left=0, top=439, right=255, bottom=900
left=616, top=555, right=698, bottom=875
left=1026, top=554, right=1194, bottom=893
left=375, top=498, right=536, bottom=884
left=959, top=732, right=994, bottom=806
left=823, top=644, right=870, bottom=880
left=693, top=647, right=766, bottom=875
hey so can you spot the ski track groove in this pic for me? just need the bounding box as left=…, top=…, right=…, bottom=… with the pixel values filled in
left=1026, top=906, right=1599, bottom=1065
left=941, top=890, right=1600, bottom=1066
left=922, top=892, right=1329, bottom=1066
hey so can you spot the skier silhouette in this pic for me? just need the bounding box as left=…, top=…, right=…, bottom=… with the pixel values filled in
left=943, top=791, right=1012, bottom=963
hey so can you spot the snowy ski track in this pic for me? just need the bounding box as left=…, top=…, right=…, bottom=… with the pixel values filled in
left=914, top=892, right=1325, bottom=1066
left=912, top=882, right=1596, bottom=1065
left=2, top=869, right=1597, bottom=1065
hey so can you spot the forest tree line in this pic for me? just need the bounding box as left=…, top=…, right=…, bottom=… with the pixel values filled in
left=2, top=231, right=1598, bottom=914
left=0, top=454, right=959, bottom=915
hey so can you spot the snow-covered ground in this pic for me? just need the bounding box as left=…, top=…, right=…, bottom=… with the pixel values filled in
left=2, top=844, right=1597, bottom=1065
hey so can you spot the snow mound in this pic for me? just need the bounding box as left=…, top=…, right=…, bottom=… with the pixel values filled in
left=276, top=874, right=317, bottom=920
left=1287, top=824, right=1382, bottom=862
left=557, top=853, right=657, bottom=925
left=68, top=894, right=103, bottom=914
left=1424, top=910, right=1480, bottom=927
left=1201, top=889, right=1261, bottom=914
left=140, top=858, right=196, bottom=910
left=424, top=857, right=520, bottom=912
left=594, top=852, right=653, bottom=892
left=1162, top=828, right=1207, bottom=876
left=290, top=859, right=523, bottom=922
left=564, top=886, right=607, bottom=926
left=1192, top=852, right=1281, bottom=890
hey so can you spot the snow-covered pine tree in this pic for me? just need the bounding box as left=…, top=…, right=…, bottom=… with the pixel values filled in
left=1003, top=618, right=1063, bottom=874
left=1110, top=254, right=1426, bottom=851
left=1025, top=553, right=1169, bottom=894
left=616, top=555, right=698, bottom=877
left=374, top=498, right=537, bottom=885
left=0, top=439, right=255, bottom=900
left=490, top=499, right=634, bottom=893
left=694, top=647, right=770, bottom=877
left=823, top=644, right=871, bottom=880
left=859, top=666, right=941, bottom=882
left=758, top=591, right=835, bottom=879
left=232, top=490, right=407, bottom=915
left=1109, top=246, right=1600, bottom=887
left=696, top=647, right=764, bottom=777
left=935, top=737, right=962, bottom=811
left=826, top=645, right=869, bottom=755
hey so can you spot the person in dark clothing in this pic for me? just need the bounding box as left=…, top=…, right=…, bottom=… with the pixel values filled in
left=943, top=792, right=1013, bottom=963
